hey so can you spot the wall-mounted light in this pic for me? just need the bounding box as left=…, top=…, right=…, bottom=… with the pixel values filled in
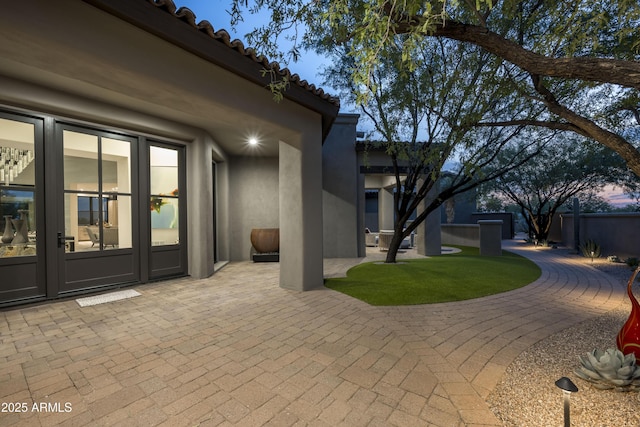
left=555, top=377, right=578, bottom=427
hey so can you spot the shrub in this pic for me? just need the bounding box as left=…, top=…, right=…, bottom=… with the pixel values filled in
left=580, top=239, right=601, bottom=260
left=625, top=257, right=639, bottom=268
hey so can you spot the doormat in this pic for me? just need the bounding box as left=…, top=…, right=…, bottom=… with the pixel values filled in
left=76, top=289, right=141, bottom=307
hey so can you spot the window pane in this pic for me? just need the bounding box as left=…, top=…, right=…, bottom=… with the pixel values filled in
left=0, top=118, right=36, bottom=258
left=64, top=130, right=99, bottom=192
left=102, top=137, right=131, bottom=194
left=105, top=195, right=131, bottom=250
left=0, top=190, right=36, bottom=257
left=151, top=197, right=179, bottom=246
left=150, top=146, right=178, bottom=195
left=0, top=119, right=35, bottom=187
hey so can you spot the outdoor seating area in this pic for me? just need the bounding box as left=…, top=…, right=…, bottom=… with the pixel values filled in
left=365, top=229, right=414, bottom=251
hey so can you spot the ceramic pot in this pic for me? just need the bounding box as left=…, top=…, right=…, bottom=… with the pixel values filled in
left=250, top=228, right=279, bottom=253
left=617, top=266, right=640, bottom=360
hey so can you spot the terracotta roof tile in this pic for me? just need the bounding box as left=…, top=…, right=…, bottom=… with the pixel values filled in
left=149, top=0, right=339, bottom=107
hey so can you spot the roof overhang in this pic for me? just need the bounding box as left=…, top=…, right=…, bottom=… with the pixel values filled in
left=82, top=0, right=340, bottom=142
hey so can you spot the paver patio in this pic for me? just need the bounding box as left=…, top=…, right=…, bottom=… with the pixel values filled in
left=0, top=240, right=625, bottom=426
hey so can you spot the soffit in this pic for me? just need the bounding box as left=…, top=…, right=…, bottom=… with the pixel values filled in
left=0, top=0, right=338, bottom=156
left=83, top=0, right=340, bottom=143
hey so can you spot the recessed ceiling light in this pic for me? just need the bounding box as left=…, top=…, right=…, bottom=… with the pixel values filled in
left=248, top=137, right=259, bottom=146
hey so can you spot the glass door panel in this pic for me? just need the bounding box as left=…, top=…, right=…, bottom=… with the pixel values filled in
left=0, top=118, right=36, bottom=258
left=63, top=130, right=132, bottom=251
left=0, top=112, right=44, bottom=306
left=150, top=146, right=179, bottom=246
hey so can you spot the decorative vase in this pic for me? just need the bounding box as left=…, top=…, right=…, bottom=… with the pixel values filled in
left=250, top=228, right=279, bottom=253
left=10, top=219, right=26, bottom=244
left=617, top=266, right=640, bottom=360
left=1, top=215, right=13, bottom=243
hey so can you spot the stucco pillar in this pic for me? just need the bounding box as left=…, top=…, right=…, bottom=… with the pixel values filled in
left=417, top=182, right=441, bottom=256
left=279, top=138, right=323, bottom=291
left=478, top=220, right=503, bottom=256
left=379, top=187, right=394, bottom=231
left=322, top=114, right=361, bottom=258
left=187, top=134, right=214, bottom=279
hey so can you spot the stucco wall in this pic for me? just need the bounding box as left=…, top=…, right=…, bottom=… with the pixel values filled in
left=441, top=224, right=480, bottom=247
left=470, top=212, right=514, bottom=239
left=228, top=156, right=279, bottom=261
left=561, top=213, right=640, bottom=259
left=322, top=114, right=362, bottom=258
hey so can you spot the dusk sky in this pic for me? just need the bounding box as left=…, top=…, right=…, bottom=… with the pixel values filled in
left=175, top=1, right=338, bottom=99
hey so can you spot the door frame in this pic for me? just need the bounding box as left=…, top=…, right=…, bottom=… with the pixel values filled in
left=53, top=122, right=141, bottom=296
left=0, top=110, right=46, bottom=305
left=0, top=106, right=189, bottom=307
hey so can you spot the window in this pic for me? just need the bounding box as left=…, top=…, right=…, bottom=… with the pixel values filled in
left=63, top=129, right=133, bottom=251
left=0, top=118, right=36, bottom=258
left=150, top=145, right=179, bottom=246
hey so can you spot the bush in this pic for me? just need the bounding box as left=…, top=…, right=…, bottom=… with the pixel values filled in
left=579, top=239, right=601, bottom=260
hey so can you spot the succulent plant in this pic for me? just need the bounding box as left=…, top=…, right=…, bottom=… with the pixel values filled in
left=575, top=348, right=640, bottom=392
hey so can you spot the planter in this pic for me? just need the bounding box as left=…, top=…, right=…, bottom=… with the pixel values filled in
left=250, top=228, right=279, bottom=254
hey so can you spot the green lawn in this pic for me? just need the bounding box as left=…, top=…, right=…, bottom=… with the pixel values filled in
left=324, top=246, right=541, bottom=306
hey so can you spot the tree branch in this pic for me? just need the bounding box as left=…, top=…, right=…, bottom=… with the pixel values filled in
left=475, top=119, right=585, bottom=135
left=394, top=19, right=640, bottom=90
left=530, top=74, right=640, bottom=176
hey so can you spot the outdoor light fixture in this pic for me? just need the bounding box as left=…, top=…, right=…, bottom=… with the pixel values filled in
left=555, top=377, right=578, bottom=427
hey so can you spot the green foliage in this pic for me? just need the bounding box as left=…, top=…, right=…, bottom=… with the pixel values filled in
left=625, top=257, right=639, bottom=268
left=580, top=239, right=602, bottom=260
left=229, top=0, right=640, bottom=90
left=324, top=246, right=541, bottom=305
left=317, top=31, right=547, bottom=262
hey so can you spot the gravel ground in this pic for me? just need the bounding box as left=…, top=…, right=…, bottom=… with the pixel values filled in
left=487, top=253, right=640, bottom=427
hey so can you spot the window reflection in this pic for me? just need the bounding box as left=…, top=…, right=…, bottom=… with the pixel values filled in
left=150, top=146, right=179, bottom=246
left=0, top=118, right=36, bottom=258
left=63, top=130, right=133, bottom=252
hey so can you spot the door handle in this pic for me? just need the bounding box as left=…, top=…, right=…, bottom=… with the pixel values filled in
left=57, top=232, right=65, bottom=248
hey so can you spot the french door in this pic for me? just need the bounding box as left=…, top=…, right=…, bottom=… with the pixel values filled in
left=0, top=112, right=45, bottom=304
left=55, top=123, right=140, bottom=294
left=0, top=110, right=187, bottom=307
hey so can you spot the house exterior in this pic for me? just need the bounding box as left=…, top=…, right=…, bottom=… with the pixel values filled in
left=0, top=0, right=346, bottom=306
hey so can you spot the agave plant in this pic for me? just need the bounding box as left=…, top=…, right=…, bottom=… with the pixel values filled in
left=575, top=348, right=640, bottom=391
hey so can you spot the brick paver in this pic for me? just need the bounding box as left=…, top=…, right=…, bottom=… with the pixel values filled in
left=0, top=240, right=625, bottom=426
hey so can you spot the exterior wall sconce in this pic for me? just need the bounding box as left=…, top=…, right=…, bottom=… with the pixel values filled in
left=555, top=377, right=578, bottom=427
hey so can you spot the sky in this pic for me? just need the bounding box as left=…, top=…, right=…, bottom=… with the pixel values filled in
left=174, top=1, right=340, bottom=102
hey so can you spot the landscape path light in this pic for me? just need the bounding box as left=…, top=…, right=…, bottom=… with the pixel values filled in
left=555, top=376, right=578, bottom=427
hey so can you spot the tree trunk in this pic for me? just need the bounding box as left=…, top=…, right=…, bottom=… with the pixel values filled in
left=384, top=230, right=406, bottom=263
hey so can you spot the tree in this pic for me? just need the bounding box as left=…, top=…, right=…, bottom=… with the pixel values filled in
left=227, top=0, right=640, bottom=175
left=321, top=35, right=546, bottom=262
left=488, top=137, right=626, bottom=241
